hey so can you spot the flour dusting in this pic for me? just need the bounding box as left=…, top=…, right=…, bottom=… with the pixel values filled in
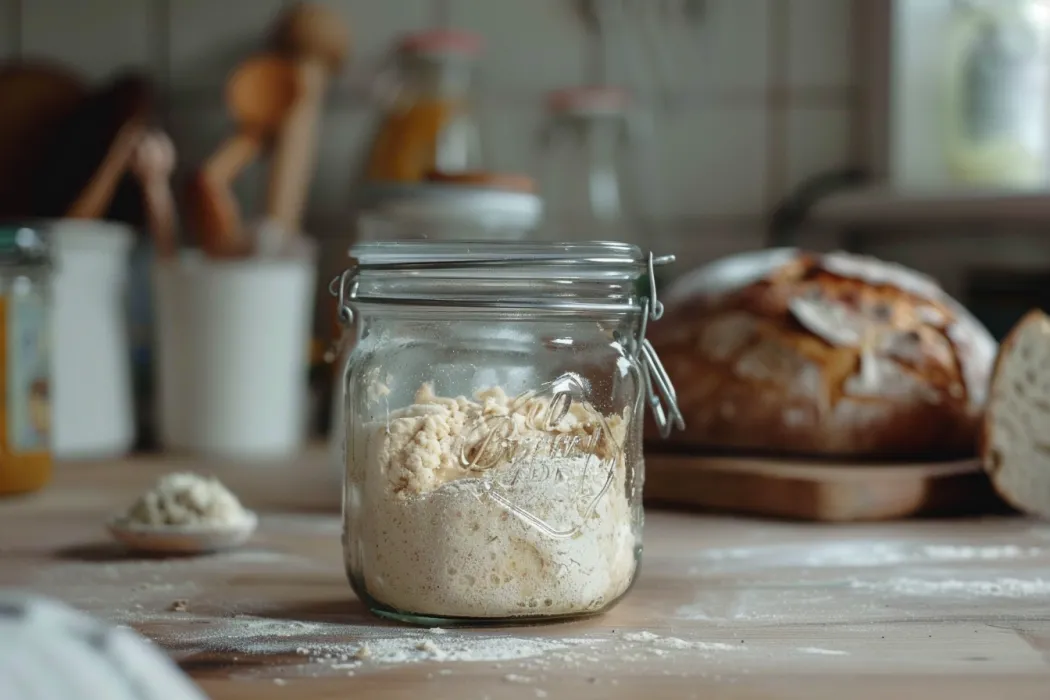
left=688, top=542, right=1044, bottom=571
left=621, top=631, right=738, bottom=652
left=161, top=615, right=602, bottom=667
left=797, top=647, right=849, bottom=656
left=850, top=577, right=1050, bottom=597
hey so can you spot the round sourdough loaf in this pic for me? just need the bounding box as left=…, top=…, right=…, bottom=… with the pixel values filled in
left=646, top=248, right=998, bottom=458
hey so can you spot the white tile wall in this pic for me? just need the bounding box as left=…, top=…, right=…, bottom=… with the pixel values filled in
left=660, top=106, right=768, bottom=219
left=685, top=0, right=771, bottom=93
left=597, top=0, right=770, bottom=97
left=168, top=0, right=287, bottom=91
left=21, top=0, right=154, bottom=80
left=477, top=100, right=546, bottom=175
left=2, top=0, right=858, bottom=281
left=310, top=105, right=374, bottom=220
left=451, top=0, right=587, bottom=95
left=785, top=106, right=854, bottom=193
left=0, top=0, right=17, bottom=59
left=787, top=0, right=855, bottom=89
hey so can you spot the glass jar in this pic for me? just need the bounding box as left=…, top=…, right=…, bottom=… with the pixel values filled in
left=0, top=224, right=52, bottom=496
left=365, top=31, right=485, bottom=183
left=327, top=184, right=543, bottom=475
left=538, top=87, right=639, bottom=244
left=331, top=240, right=683, bottom=625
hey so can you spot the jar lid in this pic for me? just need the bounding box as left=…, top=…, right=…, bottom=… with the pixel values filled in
left=399, top=30, right=483, bottom=57
left=0, top=223, right=51, bottom=267
left=330, top=240, right=684, bottom=437
left=547, top=86, right=630, bottom=115
left=337, top=240, right=673, bottom=315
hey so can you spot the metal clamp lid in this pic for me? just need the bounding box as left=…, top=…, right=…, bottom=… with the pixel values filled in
left=623, top=252, right=685, bottom=439
left=329, top=248, right=685, bottom=438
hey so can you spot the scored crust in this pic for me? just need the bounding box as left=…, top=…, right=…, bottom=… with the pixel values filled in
left=646, top=249, right=998, bottom=459
left=980, top=309, right=1050, bottom=517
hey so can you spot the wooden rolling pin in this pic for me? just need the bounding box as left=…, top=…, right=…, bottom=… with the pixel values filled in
left=266, top=2, right=350, bottom=234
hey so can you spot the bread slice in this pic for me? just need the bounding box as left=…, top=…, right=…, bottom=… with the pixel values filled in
left=981, top=309, right=1050, bottom=517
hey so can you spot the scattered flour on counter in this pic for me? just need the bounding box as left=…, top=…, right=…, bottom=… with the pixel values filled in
left=797, top=647, right=848, bottom=656
left=163, top=616, right=603, bottom=666
left=688, top=542, right=1044, bottom=572
left=918, top=545, right=1042, bottom=561
left=850, top=577, right=1050, bottom=597
left=504, top=674, right=533, bottom=684
left=620, top=631, right=738, bottom=652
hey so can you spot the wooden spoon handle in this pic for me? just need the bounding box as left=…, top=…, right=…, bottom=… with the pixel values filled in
left=187, top=171, right=252, bottom=259
left=204, top=131, right=262, bottom=183
left=143, top=181, right=176, bottom=257
left=265, top=58, right=327, bottom=233
left=130, top=131, right=178, bottom=258
left=65, top=121, right=144, bottom=219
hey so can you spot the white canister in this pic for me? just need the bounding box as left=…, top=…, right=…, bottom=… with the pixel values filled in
left=153, top=250, right=316, bottom=458
left=50, top=220, right=135, bottom=459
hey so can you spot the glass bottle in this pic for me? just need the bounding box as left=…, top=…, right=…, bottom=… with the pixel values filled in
left=365, top=31, right=485, bottom=183
left=0, top=224, right=52, bottom=496
left=538, top=87, right=636, bottom=243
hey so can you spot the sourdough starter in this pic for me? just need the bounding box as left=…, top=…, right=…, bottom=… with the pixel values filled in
left=350, top=383, right=638, bottom=619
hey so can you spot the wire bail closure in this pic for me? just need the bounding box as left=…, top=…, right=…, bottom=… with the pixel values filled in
left=329, top=249, right=685, bottom=437
left=329, top=267, right=359, bottom=326
left=637, top=252, right=685, bottom=438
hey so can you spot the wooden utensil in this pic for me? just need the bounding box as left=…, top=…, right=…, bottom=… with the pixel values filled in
left=644, top=452, right=1003, bottom=522
left=0, top=62, right=86, bottom=217
left=266, top=2, right=350, bottom=233
left=188, top=54, right=298, bottom=258
left=130, top=130, right=177, bottom=258
left=28, top=73, right=153, bottom=220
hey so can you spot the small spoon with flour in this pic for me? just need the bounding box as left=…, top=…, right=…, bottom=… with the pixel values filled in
left=108, top=472, right=257, bottom=554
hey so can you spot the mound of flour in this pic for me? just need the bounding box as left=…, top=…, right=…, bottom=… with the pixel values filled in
left=121, top=473, right=251, bottom=527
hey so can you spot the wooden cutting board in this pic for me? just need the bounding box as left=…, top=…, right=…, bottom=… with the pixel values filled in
left=644, top=452, right=1004, bottom=522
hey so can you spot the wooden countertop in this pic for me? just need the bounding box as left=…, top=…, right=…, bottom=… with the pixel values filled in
left=2, top=448, right=1050, bottom=700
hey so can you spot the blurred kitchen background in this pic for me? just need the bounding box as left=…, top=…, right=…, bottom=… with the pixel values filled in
left=4, top=0, right=1050, bottom=459
left=1, top=0, right=859, bottom=277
